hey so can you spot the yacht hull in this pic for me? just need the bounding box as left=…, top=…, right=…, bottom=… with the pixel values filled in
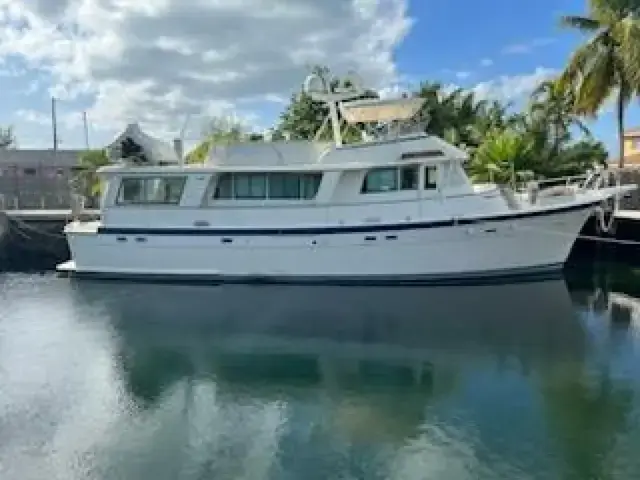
left=58, top=201, right=596, bottom=284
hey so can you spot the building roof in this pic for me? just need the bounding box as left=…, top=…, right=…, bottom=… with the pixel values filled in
left=625, top=127, right=640, bottom=137
left=0, top=149, right=82, bottom=166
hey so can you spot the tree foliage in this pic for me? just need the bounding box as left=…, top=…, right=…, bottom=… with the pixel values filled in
left=186, top=116, right=251, bottom=164
left=76, top=149, right=110, bottom=198
left=557, top=0, right=640, bottom=167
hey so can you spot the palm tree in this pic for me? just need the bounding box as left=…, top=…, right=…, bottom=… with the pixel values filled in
left=74, top=149, right=111, bottom=206
left=530, top=79, right=592, bottom=155
left=468, top=128, right=535, bottom=184
left=558, top=0, right=640, bottom=168
left=186, top=116, right=246, bottom=164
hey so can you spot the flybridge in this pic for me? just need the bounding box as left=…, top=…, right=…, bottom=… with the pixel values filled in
left=303, top=70, right=428, bottom=146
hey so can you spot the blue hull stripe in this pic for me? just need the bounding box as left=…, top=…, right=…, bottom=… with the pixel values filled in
left=97, top=200, right=599, bottom=237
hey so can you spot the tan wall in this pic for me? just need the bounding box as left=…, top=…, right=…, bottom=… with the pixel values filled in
left=624, top=136, right=640, bottom=164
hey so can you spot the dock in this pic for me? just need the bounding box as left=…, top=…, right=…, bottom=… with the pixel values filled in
left=0, top=208, right=100, bottom=271
left=616, top=209, right=640, bottom=221
left=6, top=209, right=100, bottom=221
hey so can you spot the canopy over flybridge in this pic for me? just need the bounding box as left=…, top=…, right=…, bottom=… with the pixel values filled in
left=339, top=97, right=426, bottom=124
left=302, top=69, right=426, bottom=146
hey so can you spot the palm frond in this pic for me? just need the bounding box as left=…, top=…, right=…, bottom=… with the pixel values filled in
left=560, top=15, right=603, bottom=31
left=614, top=15, right=640, bottom=87
left=573, top=38, right=617, bottom=115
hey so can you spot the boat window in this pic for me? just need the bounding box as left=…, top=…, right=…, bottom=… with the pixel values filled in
left=362, top=165, right=420, bottom=194
left=400, top=165, right=419, bottom=190
left=300, top=173, right=323, bottom=199
left=214, top=173, right=233, bottom=199
left=425, top=166, right=438, bottom=190
left=269, top=173, right=302, bottom=199
left=212, top=172, right=323, bottom=200
left=361, top=167, right=398, bottom=193
left=234, top=173, right=267, bottom=199
left=116, top=176, right=187, bottom=205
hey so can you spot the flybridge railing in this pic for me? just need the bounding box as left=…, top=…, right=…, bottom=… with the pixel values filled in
left=512, top=169, right=621, bottom=193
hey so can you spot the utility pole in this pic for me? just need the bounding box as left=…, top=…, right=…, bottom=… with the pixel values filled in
left=51, top=97, right=58, bottom=151
left=82, top=111, right=89, bottom=149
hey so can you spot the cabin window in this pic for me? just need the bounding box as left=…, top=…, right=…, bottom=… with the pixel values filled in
left=400, top=165, right=419, bottom=190
left=213, top=172, right=322, bottom=200
left=362, top=165, right=420, bottom=194
left=425, top=166, right=438, bottom=190
left=361, top=167, right=398, bottom=193
left=300, top=173, right=323, bottom=199
left=116, top=176, right=187, bottom=205
left=214, top=173, right=233, bottom=199
left=234, top=173, right=266, bottom=199
left=268, top=173, right=301, bottom=199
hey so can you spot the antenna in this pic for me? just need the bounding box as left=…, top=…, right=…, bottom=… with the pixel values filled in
left=51, top=97, right=58, bottom=152
left=177, top=114, right=191, bottom=166
left=82, top=111, right=90, bottom=149
left=303, top=70, right=366, bottom=146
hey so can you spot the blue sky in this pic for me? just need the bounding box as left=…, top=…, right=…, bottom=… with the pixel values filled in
left=397, top=0, right=640, bottom=157
left=0, top=0, right=636, bottom=157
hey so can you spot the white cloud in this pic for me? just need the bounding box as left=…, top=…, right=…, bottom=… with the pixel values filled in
left=480, top=58, right=493, bottom=67
left=0, top=0, right=413, bottom=143
left=471, top=67, right=557, bottom=102
left=502, top=37, right=555, bottom=55
left=16, top=108, right=50, bottom=125
left=455, top=71, right=471, bottom=80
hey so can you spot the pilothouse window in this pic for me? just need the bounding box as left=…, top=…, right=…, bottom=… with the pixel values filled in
left=400, top=165, right=418, bottom=190
left=425, top=166, right=438, bottom=190
left=362, top=165, right=419, bottom=193
left=116, top=176, right=187, bottom=205
left=362, top=167, right=397, bottom=193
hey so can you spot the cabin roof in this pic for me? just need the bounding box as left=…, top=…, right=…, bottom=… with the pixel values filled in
left=98, top=135, right=468, bottom=175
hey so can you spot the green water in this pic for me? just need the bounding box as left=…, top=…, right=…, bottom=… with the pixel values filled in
left=1, top=263, right=640, bottom=479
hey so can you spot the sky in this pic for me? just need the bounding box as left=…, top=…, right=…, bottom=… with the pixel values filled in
left=0, top=0, right=637, bottom=155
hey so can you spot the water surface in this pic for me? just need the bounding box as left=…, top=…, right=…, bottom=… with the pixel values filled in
left=1, top=264, right=640, bottom=479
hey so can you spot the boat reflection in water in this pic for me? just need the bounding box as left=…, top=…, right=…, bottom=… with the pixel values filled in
left=72, top=276, right=586, bottom=392
left=70, top=277, right=586, bottom=447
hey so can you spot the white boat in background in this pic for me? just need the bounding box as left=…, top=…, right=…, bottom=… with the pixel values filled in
left=57, top=71, right=635, bottom=284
